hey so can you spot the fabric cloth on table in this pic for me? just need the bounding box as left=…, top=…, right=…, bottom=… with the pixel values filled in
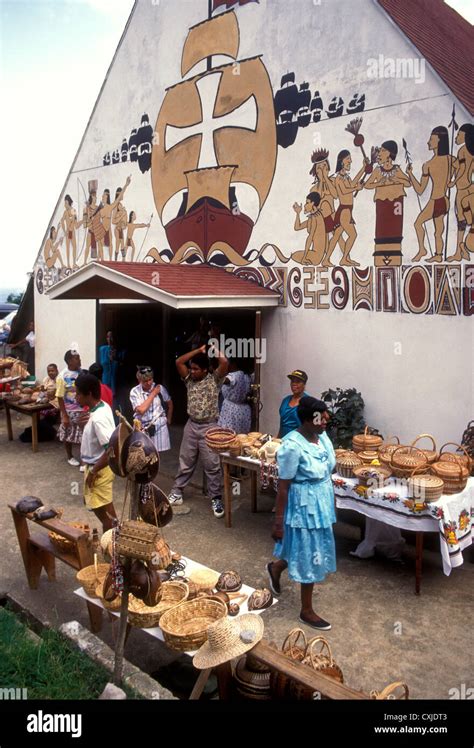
left=273, top=430, right=337, bottom=584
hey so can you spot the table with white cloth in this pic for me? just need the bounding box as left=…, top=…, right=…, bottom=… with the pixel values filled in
left=333, top=474, right=474, bottom=593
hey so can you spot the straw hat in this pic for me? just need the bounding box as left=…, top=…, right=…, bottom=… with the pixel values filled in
left=193, top=614, right=264, bottom=670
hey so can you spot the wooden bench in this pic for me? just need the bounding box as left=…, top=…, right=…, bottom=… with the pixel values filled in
left=9, top=504, right=103, bottom=633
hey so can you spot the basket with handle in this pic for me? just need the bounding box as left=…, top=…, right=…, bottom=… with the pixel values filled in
left=410, top=434, right=439, bottom=464
left=76, top=562, right=110, bottom=598
left=389, top=446, right=427, bottom=479
left=159, top=597, right=227, bottom=652
left=438, top=442, right=473, bottom=472
left=288, top=636, right=344, bottom=700
left=431, top=460, right=469, bottom=495
left=379, top=437, right=405, bottom=466
left=352, top=426, right=383, bottom=453
left=370, top=681, right=409, bottom=700
left=115, top=519, right=160, bottom=562
left=270, top=628, right=308, bottom=699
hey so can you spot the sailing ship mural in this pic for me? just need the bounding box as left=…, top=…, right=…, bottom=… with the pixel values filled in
left=102, top=114, right=153, bottom=173
left=150, top=3, right=277, bottom=265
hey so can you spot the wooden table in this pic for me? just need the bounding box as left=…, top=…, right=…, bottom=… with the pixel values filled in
left=221, top=454, right=259, bottom=528
left=4, top=400, right=54, bottom=452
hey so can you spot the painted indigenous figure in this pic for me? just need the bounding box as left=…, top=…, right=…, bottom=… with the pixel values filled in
left=323, top=150, right=366, bottom=267
left=83, top=191, right=100, bottom=264
left=60, top=195, right=78, bottom=268
left=309, top=149, right=342, bottom=267
left=407, top=126, right=455, bottom=263
left=125, top=211, right=151, bottom=261
left=43, top=225, right=64, bottom=269
left=363, top=140, right=411, bottom=266
left=292, top=192, right=326, bottom=266
left=447, top=123, right=474, bottom=261
left=459, top=191, right=474, bottom=254
left=99, top=175, right=131, bottom=261
left=112, top=189, right=128, bottom=260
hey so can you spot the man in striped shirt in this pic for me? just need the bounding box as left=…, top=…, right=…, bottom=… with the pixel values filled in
left=130, top=366, right=173, bottom=452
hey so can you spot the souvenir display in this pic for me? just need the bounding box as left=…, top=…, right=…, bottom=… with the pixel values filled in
left=138, top=482, right=173, bottom=528
left=357, top=450, right=380, bottom=465
left=192, top=614, right=264, bottom=670
left=353, top=465, right=391, bottom=488
left=189, top=568, right=220, bottom=592
left=407, top=473, right=444, bottom=503
left=160, top=597, right=228, bottom=652
left=410, top=434, right=439, bottom=464
left=76, top=563, right=110, bottom=598
left=389, top=446, right=427, bottom=478
left=115, top=519, right=160, bottom=562
left=205, top=427, right=236, bottom=452
left=431, top=460, right=469, bottom=495
left=216, top=569, right=242, bottom=593
left=336, top=451, right=363, bottom=477
left=438, top=442, right=473, bottom=472
left=352, top=426, right=383, bottom=453
left=248, top=587, right=273, bottom=611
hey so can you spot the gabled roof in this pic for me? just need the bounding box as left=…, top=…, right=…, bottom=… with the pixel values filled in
left=46, top=261, right=280, bottom=310
left=378, top=0, right=474, bottom=115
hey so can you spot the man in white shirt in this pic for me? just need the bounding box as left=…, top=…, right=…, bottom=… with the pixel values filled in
left=75, top=372, right=117, bottom=531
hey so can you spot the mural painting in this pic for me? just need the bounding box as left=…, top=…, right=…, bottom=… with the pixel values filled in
left=35, top=0, right=473, bottom=319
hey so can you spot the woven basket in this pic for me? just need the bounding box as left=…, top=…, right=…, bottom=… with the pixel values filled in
left=378, top=438, right=404, bottom=467
left=410, top=434, right=439, bottom=464
left=353, top=465, right=392, bottom=488
left=189, top=568, right=220, bottom=592
left=48, top=522, right=90, bottom=555
left=408, top=472, right=444, bottom=503
left=116, top=519, right=159, bottom=562
left=153, top=536, right=172, bottom=570
left=352, top=426, right=383, bottom=453
left=389, top=446, right=427, bottom=478
left=270, top=628, right=308, bottom=698
left=95, top=581, right=121, bottom=611
left=160, top=597, right=227, bottom=652
left=76, top=563, right=110, bottom=598
left=438, top=442, right=473, bottom=472
left=358, top=450, right=380, bottom=465
left=336, top=451, right=362, bottom=478
left=227, top=437, right=242, bottom=457
left=289, top=636, right=344, bottom=700
left=371, top=681, right=409, bottom=700
left=431, top=460, right=469, bottom=495
left=205, top=427, right=237, bottom=452
left=128, top=581, right=189, bottom=628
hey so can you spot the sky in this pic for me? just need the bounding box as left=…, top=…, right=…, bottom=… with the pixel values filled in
left=0, top=0, right=472, bottom=290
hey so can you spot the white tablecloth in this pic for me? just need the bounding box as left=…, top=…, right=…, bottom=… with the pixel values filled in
left=334, top=475, right=474, bottom=576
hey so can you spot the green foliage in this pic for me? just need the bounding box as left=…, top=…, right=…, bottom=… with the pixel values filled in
left=321, top=387, right=369, bottom=449
left=6, top=292, right=23, bottom=305
left=0, top=607, right=139, bottom=700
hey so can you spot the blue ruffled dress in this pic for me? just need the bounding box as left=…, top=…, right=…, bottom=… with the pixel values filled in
left=273, top=430, right=337, bottom=584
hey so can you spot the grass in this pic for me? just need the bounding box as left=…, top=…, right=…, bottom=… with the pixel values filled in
left=0, top=606, right=139, bottom=699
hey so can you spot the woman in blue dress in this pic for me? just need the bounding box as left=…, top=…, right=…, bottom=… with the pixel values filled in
left=267, top=396, right=336, bottom=630
left=278, top=369, right=312, bottom=437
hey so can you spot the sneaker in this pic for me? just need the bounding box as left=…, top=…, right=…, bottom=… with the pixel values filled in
left=168, top=491, right=183, bottom=506
left=211, top=497, right=225, bottom=518
left=67, top=457, right=80, bottom=467
left=79, top=465, right=86, bottom=473
left=298, top=614, right=331, bottom=631
left=266, top=562, right=281, bottom=596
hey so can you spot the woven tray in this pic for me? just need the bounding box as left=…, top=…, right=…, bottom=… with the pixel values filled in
left=159, top=598, right=227, bottom=651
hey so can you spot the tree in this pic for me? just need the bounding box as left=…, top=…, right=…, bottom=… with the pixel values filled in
left=6, top=292, right=23, bottom=305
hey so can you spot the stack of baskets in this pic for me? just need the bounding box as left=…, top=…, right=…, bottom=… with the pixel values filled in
left=128, top=581, right=189, bottom=628
left=352, top=427, right=383, bottom=453
left=205, top=427, right=237, bottom=453
left=159, top=597, right=227, bottom=651
left=430, top=460, right=469, bottom=495
left=336, top=451, right=363, bottom=477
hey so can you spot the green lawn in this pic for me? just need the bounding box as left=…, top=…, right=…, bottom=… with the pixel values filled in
left=0, top=606, right=138, bottom=699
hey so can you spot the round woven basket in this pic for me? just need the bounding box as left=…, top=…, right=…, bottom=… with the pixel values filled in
left=438, top=442, right=473, bottom=472
left=352, top=427, right=383, bottom=453
left=159, top=598, right=227, bottom=652
left=48, top=522, right=91, bottom=555
left=358, top=450, right=380, bottom=465
left=205, top=427, right=237, bottom=453
left=353, top=465, right=392, bottom=487
left=76, top=563, right=110, bottom=598
left=128, top=581, right=189, bottom=628
left=336, top=451, right=362, bottom=478
left=188, top=568, right=220, bottom=592
left=407, top=473, right=444, bottom=503
left=95, top=581, right=121, bottom=611
left=378, top=439, right=404, bottom=467
left=227, top=437, right=242, bottom=457
left=410, top=434, right=439, bottom=464
left=389, top=446, right=427, bottom=478
left=431, top=460, right=469, bottom=495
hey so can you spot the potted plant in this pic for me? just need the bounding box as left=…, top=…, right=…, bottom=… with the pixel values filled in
left=321, top=387, right=381, bottom=449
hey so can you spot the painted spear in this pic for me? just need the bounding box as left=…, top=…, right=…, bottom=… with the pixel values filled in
left=444, top=103, right=458, bottom=260
left=402, top=137, right=432, bottom=256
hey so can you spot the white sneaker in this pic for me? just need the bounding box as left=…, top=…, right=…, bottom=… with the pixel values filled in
left=68, top=457, right=80, bottom=467
left=79, top=465, right=86, bottom=472
left=168, top=491, right=183, bottom=506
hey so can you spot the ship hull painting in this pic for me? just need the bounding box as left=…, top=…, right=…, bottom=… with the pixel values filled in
left=151, top=10, right=277, bottom=263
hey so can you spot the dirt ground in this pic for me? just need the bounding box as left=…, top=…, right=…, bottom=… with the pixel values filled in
left=0, top=412, right=473, bottom=699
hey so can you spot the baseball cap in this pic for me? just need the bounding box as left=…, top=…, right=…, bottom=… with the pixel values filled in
left=287, top=369, right=308, bottom=383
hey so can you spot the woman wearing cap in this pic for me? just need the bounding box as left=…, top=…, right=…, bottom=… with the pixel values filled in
left=267, top=396, right=336, bottom=630
left=278, top=370, right=311, bottom=438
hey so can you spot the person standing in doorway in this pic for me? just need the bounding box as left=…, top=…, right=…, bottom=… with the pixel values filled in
left=169, top=345, right=229, bottom=518
left=99, top=331, right=119, bottom=395
left=130, top=366, right=173, bottom=453
left=56, top=350, right=88, bottom=467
